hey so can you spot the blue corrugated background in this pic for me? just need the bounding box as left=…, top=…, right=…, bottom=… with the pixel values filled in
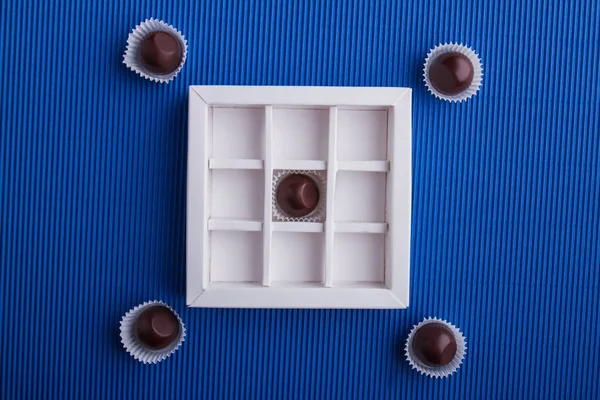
left=2, top=0, right=599, bottom=399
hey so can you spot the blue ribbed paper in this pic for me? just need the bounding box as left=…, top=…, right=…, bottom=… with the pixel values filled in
left=1, top=0, right=599, bottom=399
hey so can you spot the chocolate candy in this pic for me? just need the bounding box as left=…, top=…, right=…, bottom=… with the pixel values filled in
left=428, top=52, right=474, bottom=96
left=411, top=323, right=457, bottom=366
left=133, top=305, right=180, bottom=349
left=139, top=31, right=183, bottom=74
left=276, top=173, right=320, bottom=218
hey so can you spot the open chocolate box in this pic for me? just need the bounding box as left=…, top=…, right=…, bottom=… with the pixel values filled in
left=187, top=86, right=412, bottom=308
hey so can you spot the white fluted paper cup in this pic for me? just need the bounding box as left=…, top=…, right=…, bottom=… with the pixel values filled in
left=120, top=300, right=186, bottom=364
left=123, top=18, right=187, bottom=83
left=405, top=317, right=466, bottom=378
left=272, top=170, right=326, bottom=222
left=423, top=43, right=483, bottom=102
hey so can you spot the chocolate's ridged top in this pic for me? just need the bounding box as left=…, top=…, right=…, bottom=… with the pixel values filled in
left=411, top=323, right=457, bottom=367
left=139, top=31, right=183, bottom=74
left=133, top=305, right=180, bottom=350
left=428, top=52, right=474, bottom=95
left=276, top=173, right=320, bottom=218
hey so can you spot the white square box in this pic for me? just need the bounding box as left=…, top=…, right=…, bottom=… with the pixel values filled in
left=187, top=86, right=412, bottom=308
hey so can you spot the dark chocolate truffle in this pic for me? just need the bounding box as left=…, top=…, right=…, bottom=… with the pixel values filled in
left=411, top=323, right=457, bottom=367
left=276, top=173, right=320, bottom=218
left=139, top=32, right=183, bottom=74
left=428, top=52, right=474, bottom=95
left=134, top=305, right=180, bottom=350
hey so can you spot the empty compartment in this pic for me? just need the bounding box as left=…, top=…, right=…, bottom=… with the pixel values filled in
left=337, top=109, right=388, bottom=161
left=334, top=171, right=387, bottom=222
left=271, top=232, right=324, bottom=283
left=210, top=231, right=262, bottom=283
left=273, top=108, right=328, bottom=160
left=211, top=169, right=264, bottom=219
left=333, top=233, right=385, bottom=284
left=212, top=107, right=264, bottom=159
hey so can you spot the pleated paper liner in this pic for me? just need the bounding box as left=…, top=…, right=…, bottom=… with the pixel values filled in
left=123, top=18, right=187, bottom=83
left=272, top=170, right=327, bottom=222
left=405, top=317, right=466, bottom=378
left=120, top=300, right=186, bottom=364
left=423, top=43, right=483, bottom=102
